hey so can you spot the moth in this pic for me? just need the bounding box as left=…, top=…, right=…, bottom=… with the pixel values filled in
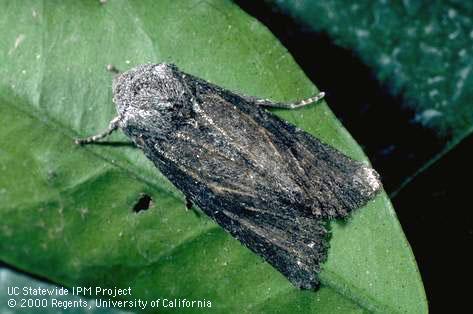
left=76, top=63, right=382, bottom=289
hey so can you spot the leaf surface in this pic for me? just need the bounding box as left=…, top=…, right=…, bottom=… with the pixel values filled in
left=0, top=0, right=426, bottom=313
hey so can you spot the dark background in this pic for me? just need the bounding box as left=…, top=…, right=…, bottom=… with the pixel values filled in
left=236, top=1, right=473, bottom=312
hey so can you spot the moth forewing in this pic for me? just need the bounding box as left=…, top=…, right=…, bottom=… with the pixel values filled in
left=76, top=63, right=382, bottom=289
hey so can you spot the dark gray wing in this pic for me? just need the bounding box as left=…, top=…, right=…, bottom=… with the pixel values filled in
left=139, top=77, right=381, bottom=289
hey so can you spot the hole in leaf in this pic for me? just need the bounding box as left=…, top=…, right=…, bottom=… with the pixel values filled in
left=133, top=194, right=153, bottom=213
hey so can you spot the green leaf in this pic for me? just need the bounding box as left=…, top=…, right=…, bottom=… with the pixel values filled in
left=0, top=0, right=426, bottom=313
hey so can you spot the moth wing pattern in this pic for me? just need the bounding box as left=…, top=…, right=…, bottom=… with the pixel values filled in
left=106, top=64, right=382, bottom=289
left=125, top=68, right=381, bottom=289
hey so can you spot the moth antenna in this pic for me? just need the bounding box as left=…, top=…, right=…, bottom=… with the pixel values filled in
left=74, top=116, right=120, bottom=145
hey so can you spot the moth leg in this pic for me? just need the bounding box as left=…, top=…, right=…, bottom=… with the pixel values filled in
left=251, top=91, right=325, bottom=109
left=106, top=64, right=121, bottom=74
left=74, top=116, right=120, bottom=145
left=185, top=197, right=193, bottom=210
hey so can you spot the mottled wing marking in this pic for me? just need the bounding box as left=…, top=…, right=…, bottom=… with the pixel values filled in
left=156, top=92, right=307, bottom=209
left=221, top=209, right=304, bottom=257
left=206, top=183, right=257, bottom=199
left=197, top=93, right=304, bottom=191
left=204, top=94, right=286, bottom=164
left=116, top=64, right=382, bottom=289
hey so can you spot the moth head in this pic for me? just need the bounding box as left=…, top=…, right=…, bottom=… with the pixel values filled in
left=112, top=63, right=188, bottom=124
